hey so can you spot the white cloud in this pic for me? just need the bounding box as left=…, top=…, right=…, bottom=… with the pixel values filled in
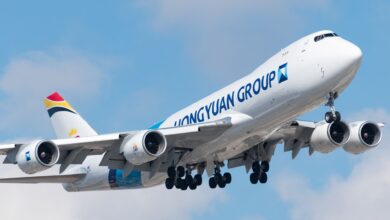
left=274, top=108, right=390, bottom=220
left=0, top=48, right=106, bottom=137
left=139, top=0, right=331, bottom=83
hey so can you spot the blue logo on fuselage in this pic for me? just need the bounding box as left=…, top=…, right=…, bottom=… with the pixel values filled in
left=278, top=63, right=288, bottom=83
left=25, top=151, right=31, bottom=161
left=174, top=63, right=289, bottom=127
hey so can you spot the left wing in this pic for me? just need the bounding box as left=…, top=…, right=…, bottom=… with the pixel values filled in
left=0, top=117, right=232, bottom=173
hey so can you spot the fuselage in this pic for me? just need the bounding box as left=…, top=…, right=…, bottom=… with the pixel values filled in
left=63, top=30, right=362, bottom=192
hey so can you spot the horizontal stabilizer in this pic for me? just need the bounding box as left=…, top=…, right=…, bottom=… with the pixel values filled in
left=0, top=173, right=86, bottom=184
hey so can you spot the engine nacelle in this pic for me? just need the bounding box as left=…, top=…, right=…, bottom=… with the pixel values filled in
left=343, top=121, right=382, bottom=154
left=121, top=130, right=167, bottom=165
left=16, top=140, right=60, bottom=174
left=310, top=121, right=350, bottom=153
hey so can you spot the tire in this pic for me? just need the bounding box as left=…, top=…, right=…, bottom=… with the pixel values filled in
left=165, top=178, right=174, bottom=189
left=209, top=177, right=217, bottom=189
left=223, top=173, right=232, bottom=184
left=252, top=162, right=260, bottom=173
left=250, top=173, right=258, bottom=184
left=214, top=173, right=222, bottom=184
left=259, top=172, right=268, bottom=184
left=189, top=183, right=197, bottom=190
left=194, top=174, right=202, bottom=186
left=261, top=161, right=270, bottom=173
left=185, top=175, right=193, bottom=186
left=181, top=182, right=188, bottom=191
left=325, top=112, right=334, bottom=123
left=175, top=178, right=182, bottom=189
left=218, top=180, right=226, bottom=188
left=167, top=166, right=176, bottom=178
left=177, top=166, right=185, bottom=178
left=335, top=111, right=341, bottom=122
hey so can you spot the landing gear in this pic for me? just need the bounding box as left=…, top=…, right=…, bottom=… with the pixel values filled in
left=249, top=161, right=270, bottom=184
left=208, top=164, right=232, bottom=189
left=165, top=166, right=203, bottom=190
left=325, top=92, right=341, bottom=123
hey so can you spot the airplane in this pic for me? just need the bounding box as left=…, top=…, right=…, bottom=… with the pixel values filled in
left=0, top=30, right=384, bottom=191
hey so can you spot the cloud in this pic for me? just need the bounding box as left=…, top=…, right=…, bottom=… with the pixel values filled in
left=139, top=0, right=331, bottom=83
left=274, top=108, right=390, bottom=220
left=0, top=48, right=106, bottom=137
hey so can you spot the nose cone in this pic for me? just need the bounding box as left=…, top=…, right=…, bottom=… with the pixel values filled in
left=345, top=42, right=362, bottom=67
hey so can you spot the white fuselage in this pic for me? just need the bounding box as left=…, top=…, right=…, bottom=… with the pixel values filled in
left=63, top=30, right=362, bottom=192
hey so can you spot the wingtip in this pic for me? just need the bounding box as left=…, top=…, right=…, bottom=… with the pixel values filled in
left=46, top=92, right=64, bottom=101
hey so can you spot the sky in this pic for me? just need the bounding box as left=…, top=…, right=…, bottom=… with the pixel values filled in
left=0, top=0, right=389, bottom=219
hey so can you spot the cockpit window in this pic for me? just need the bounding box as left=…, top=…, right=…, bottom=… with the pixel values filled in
left=314, top=33, right=338, bottom=42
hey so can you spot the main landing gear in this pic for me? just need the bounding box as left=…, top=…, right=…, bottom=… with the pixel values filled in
left=249, top=161, right=269, bottom=184
left=208, top=165, right=232, bottom=189
left=324, top=92, right=341, bottom=123
left=165, top=166, right=202, bottom=191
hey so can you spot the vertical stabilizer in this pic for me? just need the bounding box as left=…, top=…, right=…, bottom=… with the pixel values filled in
left=44, top=92, right=97, bottom=138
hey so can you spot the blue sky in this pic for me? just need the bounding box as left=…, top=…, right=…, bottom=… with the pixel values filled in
left=0, top=1, right=389, bottom=220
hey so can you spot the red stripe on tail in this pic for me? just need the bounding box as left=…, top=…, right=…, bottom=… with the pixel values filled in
left=47, top=92, right=64, bottom=102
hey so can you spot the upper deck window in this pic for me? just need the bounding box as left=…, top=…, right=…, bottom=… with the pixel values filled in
left=314, top=33, right=338, bottom=42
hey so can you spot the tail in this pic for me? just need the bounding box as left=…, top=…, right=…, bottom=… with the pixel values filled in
left=44, top=92, right=97, bottom=138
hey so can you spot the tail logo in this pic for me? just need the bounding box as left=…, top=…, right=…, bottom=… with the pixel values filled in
left=44, top=92, right=77, bottom=117
left=68, top=128, right=80, bottom=138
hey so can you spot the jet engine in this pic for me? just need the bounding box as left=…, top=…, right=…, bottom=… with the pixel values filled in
left=16, top=140, right=60, bottom=174
left=343, top=121, right=382, bottom=154
left=121, top=130, right=167, bottom=165
left=310, top=121, right=350, bottom=153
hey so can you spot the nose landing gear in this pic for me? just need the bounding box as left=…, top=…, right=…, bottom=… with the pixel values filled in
left=325, top=92, right=341, bottom=123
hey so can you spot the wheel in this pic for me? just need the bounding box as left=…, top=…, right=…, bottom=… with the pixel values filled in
left=214, top=173, right=222, bottom=184
left=325, top=112, right=334, bottom=123
left=335, top=111, right=341, bottom=122
left=223, top=173, right=232, bottom=184
left=259, top=172, right=268, bottom=184
left=250, top=173, right=259, bottom=184
left=181, top=182, right=188, bottom=190
left=252, top=161, right=260, bottom=173
left=189, top=183, right=197, bottom=190
left=165, top=178, right=174, bottom=189
left=175, top=178, right=182, bottom=189
left=261, top=161, right=270, bottom=173
left=185, top=175, right=193, bottom=186
left=209, top=177, right=217, bottom=189
left=194, top=174, right=202, bottom=186
left=167, top=166, right=176, bottom=178
left=218, top=179, right=226, bottom=188
left=177, top=166, right=185, bottom=178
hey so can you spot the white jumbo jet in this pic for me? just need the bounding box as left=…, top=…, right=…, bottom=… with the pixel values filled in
left=0, top=30, right=384, bottom=191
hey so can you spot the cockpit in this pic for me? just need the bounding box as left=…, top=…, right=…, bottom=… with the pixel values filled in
left=314, top=33, right=338, bottom=42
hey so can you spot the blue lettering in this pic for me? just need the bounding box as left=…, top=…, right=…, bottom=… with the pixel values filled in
left=219, top=96, right=227, bottom=113
left=227, top=91, right=235, bottom=109
left=189, top=111, right=197, bottom=124
left=269, top=71, right=276, bottom=88
left=212, top=99, right=220, bottom=116
left=182, top=115, right=189, bottom=126
left=237, top=86, right=246, bottom=102
left=245, top=83, right=252, bottom=100
left=205, top=102, right=213, bottom=119
left=261, top=75, right=269, bottom=90
left=253, top=78, right=261, bottom=95
left=197, top=107, right=205, bottom=122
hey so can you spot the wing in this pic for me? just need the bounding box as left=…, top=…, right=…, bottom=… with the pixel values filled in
left=227, top=120, right=317, bottom=172
left=0, top=117, right=232, bottom=174
left=0, top=173, right=86, bottom=184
